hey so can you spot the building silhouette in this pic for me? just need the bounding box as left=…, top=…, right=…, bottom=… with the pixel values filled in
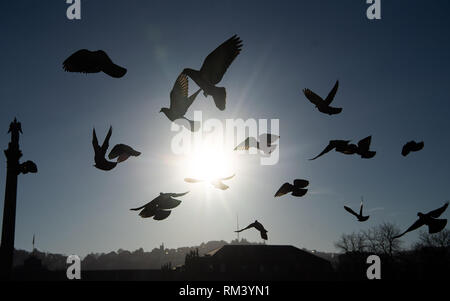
left=182, top=245, right=335, bottom=280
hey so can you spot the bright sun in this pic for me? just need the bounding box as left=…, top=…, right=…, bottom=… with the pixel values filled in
left=185, top=140, right=235, bottom=182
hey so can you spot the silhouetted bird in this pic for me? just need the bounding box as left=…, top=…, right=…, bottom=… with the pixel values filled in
left=303, top=80, right=342, bottom=115
left=235, top=220, right=268, bottom=240
left=63, top=49, right=127, bottom=78
left=344, top=200, right=369, bottom=222
left=183, top=35, right=243, bottom=111
left=108, top=144, right=141, bottom=163
left=234, top=134, right=280, bottom=155
left=275, top=179, right=309, bottom=197
left=356, top=136, right=376, bottom=158
left=394, top=202, right=449, bottom=239
left=92, top=126, right=117, bottom=171
left=19, top=160, right=38, bottom=174
left=184, top=174, right=235, bottom=190
left=310, top=136, right=376, bottom=160
left=160, top=73, right=201, bottom=131
left=130, top=192, right=189, bottom=221
left=402, top=140, right=424, bottom=157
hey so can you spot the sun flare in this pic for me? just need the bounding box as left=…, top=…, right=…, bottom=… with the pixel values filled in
left=184, top=140, right=235, bottom=182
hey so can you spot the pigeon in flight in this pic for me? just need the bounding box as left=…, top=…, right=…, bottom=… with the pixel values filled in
left=92, top=126, right=117, bottom=171
left=184, top=174, right=235, bottom=190
left=344, top=199, right=370, bottom=222
left=310, top=136, right=376, bottom=160
left=108, top=144, right=141, bottom=163
left=183, top=35, right=243, bottom=111
left=303, top=80, right=342, bottom=115
left=130, top=192, right=189, bottom=221
left=275, top=179, right=309, bottom=197
left=393, top=202, right=449, bottom=239
left=234, top=134, right=280, bottom=155
left=63, top=49, right=127, bottom=78
left=235, top=220, right=268, bottom=240
left=160, top=73, right=201, bottom=131
left=356, top=136, right=377, bottom=159
left=402, top=140, right=424, bottom=157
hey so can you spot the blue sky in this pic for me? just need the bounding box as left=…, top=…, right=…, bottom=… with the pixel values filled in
left=0, top=0, right=449, bottom=257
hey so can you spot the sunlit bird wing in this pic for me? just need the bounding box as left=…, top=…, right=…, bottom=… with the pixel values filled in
left=184, top=178, right=205, bottom=183
left=219, top=174, right=235, bottom=181
left=170, top=73, right=189, bottom=110
left=200, top=35, right=243, bottom=85
left=274, top=183, right=293, bottom=197
left=234, top=137, right=259, bottom=151
left=259, top=134, right=280, bottom=147
left=211, top=180, right=229, bottom=190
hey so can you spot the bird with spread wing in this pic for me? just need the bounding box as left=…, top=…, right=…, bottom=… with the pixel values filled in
left=303, top=80, right=342, bottom=115
left=183, top=35, right=243, bottom=111
left=234, top=134, right=280, bottom=155
left=160, top=73, right=201, bottom=131
left=92, top=126, right=141, bottom=170
left=184, top=174, right=235, bottom=190
left=130, top=192, right=189, bottom=221
left=394, top=202, right=448, bottom=239
left=310, top=136, right=376, bottom=160
left=402, top=140, right=424, bottom=157
left=92, top=126, right=117, bottom=171
left=235, top=220, right=268, bottom=240
left=63, top=49, right=127, bottom=78
left=344, top=198, right=370, bottom=222
left=275, top=179, right=309, bottom=197
left=108, top=144, right=141, bottom=163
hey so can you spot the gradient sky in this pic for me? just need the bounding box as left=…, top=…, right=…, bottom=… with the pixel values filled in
left=0, top=0, right=449, bottom=257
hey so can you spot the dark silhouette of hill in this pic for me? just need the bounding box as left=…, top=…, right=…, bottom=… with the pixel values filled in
left=12, top=239, right=269, bottom=271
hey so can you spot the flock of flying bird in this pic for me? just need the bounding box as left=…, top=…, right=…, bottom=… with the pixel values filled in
left=61, top=34, right=447, bottom=243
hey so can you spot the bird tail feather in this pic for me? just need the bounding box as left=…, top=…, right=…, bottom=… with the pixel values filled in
left=211, top=86, right=226, bottom=111
left=428, top=218, right=447, bottom=234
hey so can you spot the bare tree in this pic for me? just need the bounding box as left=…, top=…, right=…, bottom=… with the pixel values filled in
left=363, top=222, right=402, bottom=256
left=414, top=229, right=450, bottom=249
left=334, top=232, right=366, bottom=253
